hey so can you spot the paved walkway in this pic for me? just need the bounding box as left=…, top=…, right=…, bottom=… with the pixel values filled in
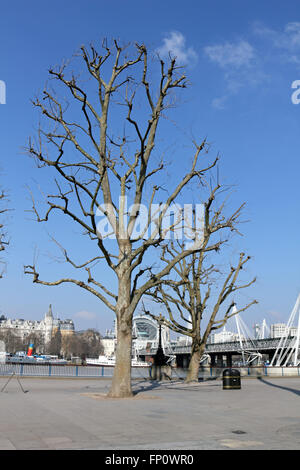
left=0, top=375, right=299, bottom=450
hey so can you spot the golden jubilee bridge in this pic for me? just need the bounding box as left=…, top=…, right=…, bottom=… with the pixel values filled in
left=138, top=336, right=297, bottom=368
left=138, top=295, right=300, bottom=368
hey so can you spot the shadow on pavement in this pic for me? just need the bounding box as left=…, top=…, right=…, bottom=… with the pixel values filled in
left=132, top=380, right=172, bottom=395
left=257, top=376, right=300, bottom=397
left=132, top=378, right=220, bottom=395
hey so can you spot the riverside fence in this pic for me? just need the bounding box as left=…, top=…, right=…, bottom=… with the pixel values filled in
left=0, top=364, right=150, bottom=379
left=0, top=364, right=300, bottom=379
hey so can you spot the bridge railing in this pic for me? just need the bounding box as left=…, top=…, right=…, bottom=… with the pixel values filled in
left=139, top=337, right=295, bottom=356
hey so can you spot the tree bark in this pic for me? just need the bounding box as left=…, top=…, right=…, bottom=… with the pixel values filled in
left=185, top=340, right=205, bottom=383
left=108, top=316, right=133, bottom=398
left=108, top=240, right=133, bottom=398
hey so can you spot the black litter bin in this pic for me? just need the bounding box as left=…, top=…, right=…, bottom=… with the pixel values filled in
left=222, top=368, right=241, bottom=390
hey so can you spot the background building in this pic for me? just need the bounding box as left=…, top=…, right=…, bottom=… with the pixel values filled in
left=270, top=323, right=297, bottom=338
left=101, top=328, right=116, bottom=358
left=0, top=305, right=75, bottom=345
left=100, top=315, right=171, bottom=359
left=133, top=314, right=170, bottom=356
left=208, top=326, right=243, bottom=344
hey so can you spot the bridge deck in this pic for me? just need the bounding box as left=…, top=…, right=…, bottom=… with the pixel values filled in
left=139, top=337, right=295, bottom=356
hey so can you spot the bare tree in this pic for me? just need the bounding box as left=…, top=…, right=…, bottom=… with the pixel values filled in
left=46, top=329, right=62, bottom=356
left=62, top=329, right=103, bottom=360
left=0, top=330, right=24, bottom=353
left=24, top=40, right=217, bottom=397
left=62, top=334, right=82, bottom=360
left=143, top=184, right=257, bottom=382
left=79, top=329, right=103, bottom=359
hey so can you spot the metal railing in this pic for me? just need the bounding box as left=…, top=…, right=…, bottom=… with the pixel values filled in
left=0, top=363, right=150, bottom=379
left=139, top=337, right=294, bottom=356
left=0, top=363, right=300, bottom=379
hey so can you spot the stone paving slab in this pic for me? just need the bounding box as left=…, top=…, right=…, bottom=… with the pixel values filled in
left=0, top=376, right=299, bottom=450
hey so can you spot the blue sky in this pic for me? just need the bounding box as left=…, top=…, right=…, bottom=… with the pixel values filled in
left=0, top=0, right=300, bottom=334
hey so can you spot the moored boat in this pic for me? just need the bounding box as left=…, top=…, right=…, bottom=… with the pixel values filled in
left=86, top=355, right=149, bottom=367
left=5, top=354, right=67, bottom=365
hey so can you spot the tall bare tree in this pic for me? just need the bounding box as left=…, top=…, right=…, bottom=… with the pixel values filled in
left=24, top=40, right=217, bottom=397
left=143, top=184, right=257, bottom=382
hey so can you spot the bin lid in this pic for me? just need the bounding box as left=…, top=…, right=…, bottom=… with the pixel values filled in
left=223, top=368, right=240, bottom=376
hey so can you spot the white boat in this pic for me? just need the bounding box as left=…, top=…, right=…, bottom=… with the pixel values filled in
left=35, top=356, right=68, bottom=365
left=85, top=355, right=149, bottom=367
left=5, top=355, right=67, bottom=365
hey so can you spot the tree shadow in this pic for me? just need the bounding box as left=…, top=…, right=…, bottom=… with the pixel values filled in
left=257, top=376, right=300, bottom=397
left=132, top=379, right=175, bottom=395
left=131, top=378, right=220, bottom=395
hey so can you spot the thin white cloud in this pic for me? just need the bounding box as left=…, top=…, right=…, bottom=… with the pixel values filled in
left=253, top=21, right=300, bottom=51
left=204, top=22, right=300, bottom=110
left=203, top=39, right=261, bottom=109
left=156, top=31, right=198, bottom=65
left=211, top=96, right=228, bottom=110
left=284, top=22, right=300, bottom=48
left=73, top=310, right=97, bottom=321
left=204, top=40, right=255, bottom=68
left=253, top=21, right=300, bottom=72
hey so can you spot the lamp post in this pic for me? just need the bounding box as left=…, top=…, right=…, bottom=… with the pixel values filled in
left=152, top=315, right=168, bottom=380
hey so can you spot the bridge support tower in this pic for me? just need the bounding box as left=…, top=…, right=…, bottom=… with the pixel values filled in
left=210, top=353, right=233, bottom=367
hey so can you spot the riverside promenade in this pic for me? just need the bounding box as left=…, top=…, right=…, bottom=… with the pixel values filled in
left=0, top=375, right=299, bottom=450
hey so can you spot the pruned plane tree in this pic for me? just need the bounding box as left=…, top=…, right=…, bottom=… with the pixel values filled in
left=24, top=39, right=223, bottom=397
left=143, top=183, right=257, bottom=382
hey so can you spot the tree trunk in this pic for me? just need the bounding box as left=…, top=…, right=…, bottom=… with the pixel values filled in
left=108, top=316, right=133, bottom=398
left=108, top=243, right=133, bottom=398
left=185, top=340, right=204, bottom=383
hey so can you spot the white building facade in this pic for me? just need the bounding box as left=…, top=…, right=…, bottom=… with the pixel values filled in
left=208, top=326, right=243, bottom=344
left=0, top=305, right=74, bottom=344
left=270, top=323, right=297, bottom=338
